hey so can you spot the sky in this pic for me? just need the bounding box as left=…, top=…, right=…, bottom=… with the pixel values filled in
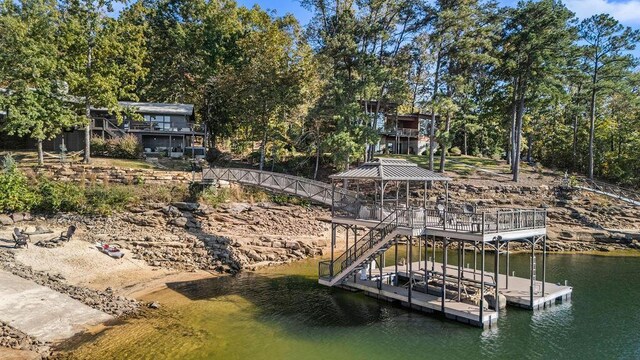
left=237, top=0, right=640, bottom=28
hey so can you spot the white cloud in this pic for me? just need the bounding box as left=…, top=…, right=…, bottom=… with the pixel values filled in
left=564, top=0, right=640, bottom=25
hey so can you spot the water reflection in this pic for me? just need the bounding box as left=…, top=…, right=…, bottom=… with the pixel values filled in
left=65, top=254, right=640, bottom=360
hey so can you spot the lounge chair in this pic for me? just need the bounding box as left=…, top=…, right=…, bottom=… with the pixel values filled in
left=12, top=228, right=29, bottom=248
left=59, top=225, right=76, bottom=242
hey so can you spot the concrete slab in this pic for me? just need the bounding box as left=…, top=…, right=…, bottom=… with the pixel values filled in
left=0, top=271, right=113, bottom=343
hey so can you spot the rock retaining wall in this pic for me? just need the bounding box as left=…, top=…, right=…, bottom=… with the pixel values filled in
left=23, top=164, right=193, bottom=185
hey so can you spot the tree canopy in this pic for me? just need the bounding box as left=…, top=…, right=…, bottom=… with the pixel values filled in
left=0, top=0, right=639, bottom=186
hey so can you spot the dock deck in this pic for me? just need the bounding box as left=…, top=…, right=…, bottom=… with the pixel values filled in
left=327, top=260, right=572, bottom=328
left=386, top=261, right=573, bottom=310
left=341, top=277, right=498, bottom=328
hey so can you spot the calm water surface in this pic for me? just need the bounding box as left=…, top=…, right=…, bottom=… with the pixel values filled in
left=66, top=252, right=640, bottom=360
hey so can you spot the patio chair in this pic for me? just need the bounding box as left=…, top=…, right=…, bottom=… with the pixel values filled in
left=12, top=228, right=29, bottom=248
left=59, top=225, right=76, bottom=242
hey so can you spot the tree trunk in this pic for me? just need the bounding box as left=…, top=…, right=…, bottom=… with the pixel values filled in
left=314, top=139, right=320, bottom=180
left=37, top=140, right=44, bottom=165
left=429, top=52, right=441, bottom=171
left=513, top=80, right=526, bottom=182
left=438, top=112, right=451, bottom=173
left=572, top=83, right=582, bottom=169
left=84, top=102, right=91, bottom=163
left=527, top=133, right=532, bottom=163
left=572, top=114, right=578, bottom=166
left=588, top=85, right=596, bottom=179
left=508, top=77, right=518, bottom=168
left=259, top=126, right=267, bottom=171
left=83, top=43, right=93, bottom=164
left=463, top=128, right=468, bottom=156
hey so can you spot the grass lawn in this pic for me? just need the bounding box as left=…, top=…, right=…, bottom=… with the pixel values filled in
left=2, top=150, right=155, bottom=170
left=383, top=153, right=563, bottom=182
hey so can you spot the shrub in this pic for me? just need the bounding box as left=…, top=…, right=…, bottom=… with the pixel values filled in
left=90, top=136, right=108, bottom=156
left=0, top=155, right=39, bottom=212
left=198, top=187, right=230, bottom=207
left=449, top=147, right=462, bottom=156
left=112, top=134, right=142, bottom=159
left=84, top=186, right=136, bottom=215
left=37, top=178, right=85, bottom=213
left=91, top=135, right=142, bottom=159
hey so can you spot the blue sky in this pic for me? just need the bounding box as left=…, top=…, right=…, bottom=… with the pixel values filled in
left=237, top=0, right=640, bottom=28
left=238, top=0, right=640, bottom=57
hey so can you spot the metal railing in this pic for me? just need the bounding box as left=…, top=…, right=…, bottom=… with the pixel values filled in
left=204, top=168, right=547, bottom=235
left=319, top=210, right=399, bottom=280
left=578, top=178, right=640, bottom=206
left=380, top=127, right=420, bottom=137
left=203, top=168, right=360, bottom=208
left=126, top=121, right=205, bottom=133
left=341, top=202, right=547, bottom=235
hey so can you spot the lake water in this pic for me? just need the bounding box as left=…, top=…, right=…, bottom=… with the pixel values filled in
left=63, top=251, right=640, bottom=360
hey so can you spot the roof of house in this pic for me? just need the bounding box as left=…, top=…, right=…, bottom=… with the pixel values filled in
left=95, top=102, right=195, bottom=116
left=0, top=88, right=195, bottom=116
left=329, top=158, right=451, bottom=182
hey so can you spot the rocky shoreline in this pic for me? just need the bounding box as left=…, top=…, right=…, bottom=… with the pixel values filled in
left=0, top=200, right=332, bottom=358
left=1, top=183, right=639, bottom=358
left=0, top=321, right=49, bottom=357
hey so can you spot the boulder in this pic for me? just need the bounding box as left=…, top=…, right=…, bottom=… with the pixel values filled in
left=170, top=217, right=189, bottom=227
left=0, top=214, right=14, bottom=225
left=285, top=241, right=300, bottom=250
left=161, top=205, right=182, bottom=217
left=10, top=213, right=24, bottom=222
left=171, top=202, right=199, bottom=211
left=148, top=302, right=161, bottom=309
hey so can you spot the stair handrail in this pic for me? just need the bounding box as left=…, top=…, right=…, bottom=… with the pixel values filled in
left=325, top=209, right=398, bottom=279
left=105, top=119, right=127, bottom=136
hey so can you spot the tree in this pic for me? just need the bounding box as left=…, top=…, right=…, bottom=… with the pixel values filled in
left=203, top=10, right=312, bottom=171
left=59, top=0, right=147, bottom=163
left=431, top=0, right=500, bottom=172
left=0, top=0, right=78, bottom=164
left=578, top=14, right=640, bottom=179
left=303, top=0, right=423, bottom=168
left=502, top=0, right=575, bottom=182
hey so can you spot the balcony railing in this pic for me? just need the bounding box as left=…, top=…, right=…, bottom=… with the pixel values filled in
left=92, top=118, right=206, bottom=134
left=380, top=127, right=420, bottom=137
left=338, top=201, right=547, bottom=235
left=125, top=121, right=205, bottom=133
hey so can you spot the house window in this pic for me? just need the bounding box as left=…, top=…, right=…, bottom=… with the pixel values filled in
left=143, top=115, right=171, bottom=130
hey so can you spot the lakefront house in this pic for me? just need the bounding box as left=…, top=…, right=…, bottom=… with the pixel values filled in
left=1, top=101, right=207, bottom=159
